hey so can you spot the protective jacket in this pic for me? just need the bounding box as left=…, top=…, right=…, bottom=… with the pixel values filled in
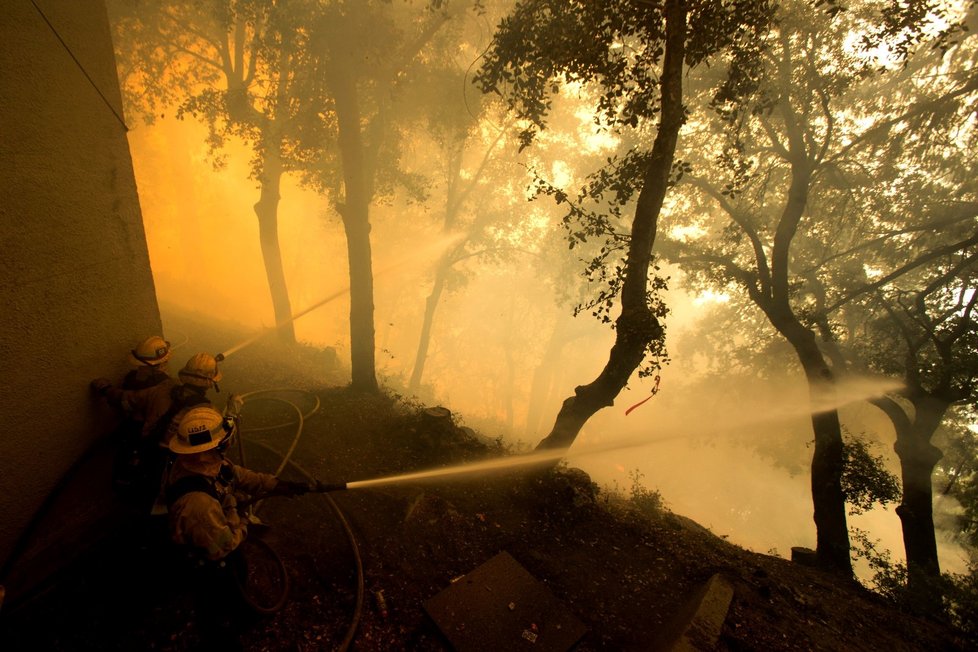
left=124, top=366, right=172, bottom=391
left=121, top=377, right=182, bottom=440
left=166, top=455, right=279, bottom=561
left=100, top=368, right=175, bottom=424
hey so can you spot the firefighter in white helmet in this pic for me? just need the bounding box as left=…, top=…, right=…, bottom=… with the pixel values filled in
left=165, top=406, right=309, bottom=561
left=91, top=335, right=175, bottom=417
left=165, top=406, right=308, bottom=647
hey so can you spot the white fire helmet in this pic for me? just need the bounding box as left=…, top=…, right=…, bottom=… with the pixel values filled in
left=128, top=335, right=172, bottom=366
left=170, top=406, right=236, bottom=454
left=178, top=353, right=223, bottom=388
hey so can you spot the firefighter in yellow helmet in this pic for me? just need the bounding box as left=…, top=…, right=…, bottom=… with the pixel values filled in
left=91, top=336, right=179, bottom=498
left=126, top=335, right=174, bottom=377
left=177, top=352, right=223, bottom=391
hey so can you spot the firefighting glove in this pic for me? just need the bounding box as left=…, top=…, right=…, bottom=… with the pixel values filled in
left=226, top=393, right=245, bottom=418
left=274, top=480, right=312, bottom=497
left=90, top=378, right=112, bottom=397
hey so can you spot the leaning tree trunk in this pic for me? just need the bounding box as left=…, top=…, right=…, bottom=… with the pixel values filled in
left=408, top=261, right=448, bottom=394
left=253, top=148, right=296, bottom=344
left=525, top=318, right=571, bottom=438
left=536, top=0, right=686, bottom=450
left=333, top=67, right=379, bottom=393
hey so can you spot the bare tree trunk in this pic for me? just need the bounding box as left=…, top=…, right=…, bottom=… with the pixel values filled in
left=806, top=374, right=850, bottom=575
left=253, top=148, right=296, bottom=344
left=333, top=67, right=378, bottom=393
left=767, top=306, right=852, bottom=576
left=536, top=0, right=685, bottom=451
left=873, top=394, right=946, bottom=596
left=897, top=398, right=945, bottom=588
left=504, top=293, right=517, bottom=432
left=341, top=208, right=378, bottom=392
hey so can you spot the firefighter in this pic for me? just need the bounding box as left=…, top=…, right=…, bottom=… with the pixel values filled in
left=91, top=336, right=178, bottom=495
left=143, top=352, right=236, bottom=516
left=123, top=335, right=174, bottom=386
left=90, top=335, right=175, bottom=420
left=160, top=352, right=228, bottom=449
left=165, top=406, right=308, bottom=648
left=93, top=350, right=227, bottom=512
left=165, top=405, right=308, bottom=559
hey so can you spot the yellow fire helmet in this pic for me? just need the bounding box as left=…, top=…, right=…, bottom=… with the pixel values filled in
left=128, top=335, right=172, bottom=366
left=170, top=406, right=235, bottom=454
left=178, top=353, right=223, bottom=388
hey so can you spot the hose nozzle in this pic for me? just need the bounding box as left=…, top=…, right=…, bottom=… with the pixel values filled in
left=314, top=481, right=347, bottom=493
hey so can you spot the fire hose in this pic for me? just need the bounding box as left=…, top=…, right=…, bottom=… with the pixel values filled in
left=235, top=389, right=364, bottom=652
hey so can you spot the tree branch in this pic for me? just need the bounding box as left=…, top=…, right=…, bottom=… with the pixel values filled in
left=824, top=231, right=978, bottom=315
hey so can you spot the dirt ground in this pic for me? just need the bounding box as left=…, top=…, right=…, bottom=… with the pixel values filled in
left=0, top=335, right=972, bottom=651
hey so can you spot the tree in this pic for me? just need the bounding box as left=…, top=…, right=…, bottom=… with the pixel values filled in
left=405, top=78, right=616, bottom=400
left=649, top=2, right=882, bottom=574
left=476, top=0, right=773, bottom=448
left=295, top=0, right=482, bottom=392
left=812, top=5, right=978, bottom=592
left=660, top=0, right=977, bottom=577
left=819, top=49, right=978, bottom=592
left=111, top=0, right=483, bottom=389
left=405, top=105, right=521, bottom=395
left=109, top=0, right=316, bottom=343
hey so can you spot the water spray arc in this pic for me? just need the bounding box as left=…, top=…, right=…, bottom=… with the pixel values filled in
left=215, top=230, right=469, bottom=362
left=217, top=287, right=352, bottom=361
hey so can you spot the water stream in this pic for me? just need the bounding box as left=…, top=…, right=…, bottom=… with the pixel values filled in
left=345, top=448, right=567, bottom=489
left=342, top=433, right=697, bottom=489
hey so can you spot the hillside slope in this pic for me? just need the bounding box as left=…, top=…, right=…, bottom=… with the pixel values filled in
left=0, top=335, right=969, bottom=651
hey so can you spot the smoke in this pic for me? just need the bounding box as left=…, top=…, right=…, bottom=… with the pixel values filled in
left=129, top=119, right=351, bottom=349
left=561, top=369, right=971, bottom=578
left=127, top=96, right=969, bottom=588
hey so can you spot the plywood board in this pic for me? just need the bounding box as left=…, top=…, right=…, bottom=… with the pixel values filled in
left=424, top=551, right=588, bottom=652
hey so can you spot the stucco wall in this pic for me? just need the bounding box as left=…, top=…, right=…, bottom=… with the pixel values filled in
left=0, top=0, right=161, bottom=593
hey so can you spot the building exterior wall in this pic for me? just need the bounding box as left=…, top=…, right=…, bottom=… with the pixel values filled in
left=0, top=0, right=161, bottom=595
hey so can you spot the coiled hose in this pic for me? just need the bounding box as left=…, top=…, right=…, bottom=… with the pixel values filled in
left=237, top=389, right=365, bottom=652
